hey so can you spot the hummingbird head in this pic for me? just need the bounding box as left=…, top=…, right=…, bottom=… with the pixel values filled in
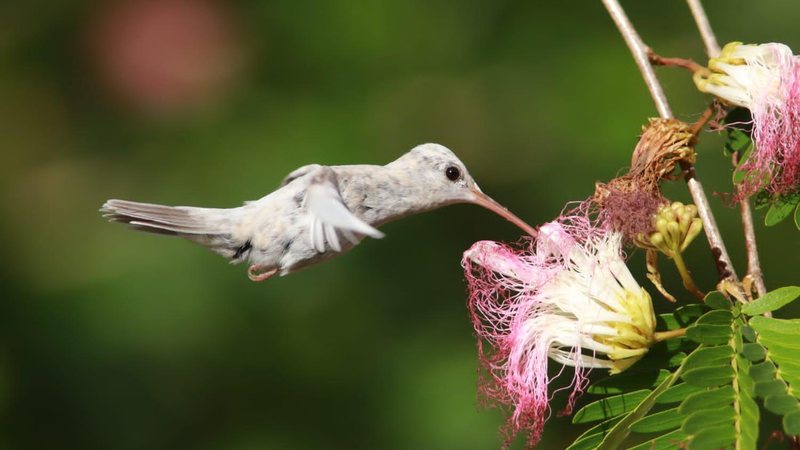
left=394, top=143, right=538, bottom=237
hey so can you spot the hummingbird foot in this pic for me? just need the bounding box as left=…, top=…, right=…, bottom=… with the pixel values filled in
left=247, top=265, right=278, bottom=282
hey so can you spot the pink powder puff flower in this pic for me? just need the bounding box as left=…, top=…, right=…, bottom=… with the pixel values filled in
left=694, top=42, right=800, bottom=196
left=462, top=218, right=655, bottom=449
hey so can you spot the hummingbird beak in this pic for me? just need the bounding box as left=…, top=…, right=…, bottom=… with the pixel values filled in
left=468, top=188, right=538, bottom=237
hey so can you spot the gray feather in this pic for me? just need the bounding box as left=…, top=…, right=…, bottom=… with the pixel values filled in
left=101, top=199, right=226, bottom=235
left=101, top=199, right=245, bottom=260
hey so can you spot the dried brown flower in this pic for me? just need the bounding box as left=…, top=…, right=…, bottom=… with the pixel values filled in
left=591, top=118, right=696, bottom=243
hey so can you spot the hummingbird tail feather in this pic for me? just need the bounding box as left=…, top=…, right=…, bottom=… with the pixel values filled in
left=101, top=199, right=228, bottom=234
left=100, top=199, right=242, bottom=259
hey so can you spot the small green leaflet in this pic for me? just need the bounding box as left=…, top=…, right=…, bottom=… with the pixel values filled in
left=741, top=286, right=800, bottom=315
left=686, top=310, right=734, bottom=345
left=704, top=291, right=733, bottom=310
left=627, top=430, right=687, bottom=450
left=723, top=126, right=752, bottom=156
left=566, top=417, right=623, bottom=450
left=572, top=390, right=651, bottom=423
left=655, top=383, right=703, bottom=404
left=730, top=133, right=754, bottom=184
left=764, top=191, right=800, bottom=226
left=657, top=304, right=707, bottom=330
left=629, top=408, right=683, bottom=433
left=721, top=118, right=755, bottom=185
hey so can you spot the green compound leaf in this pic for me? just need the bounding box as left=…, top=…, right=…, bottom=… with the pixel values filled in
left=570, top=316, right=699, bottom=448
left=578, top=346, right=705, bottom=449
left=569, top=315, right=762, bottom=450
left=742, top=286, right=800, bottom=315
left=765, top=192, right=800, bottom=226
left=675, top=319, right=758, bottom=450
left=681, top=364, right=758, bottom=450
left=594, top=372, right=680, bottom=450
left=572, top=390, right=651, bottom=424
left=748, top=316, right=800, bottom=437
left=569, top=362, right=686, bottom=449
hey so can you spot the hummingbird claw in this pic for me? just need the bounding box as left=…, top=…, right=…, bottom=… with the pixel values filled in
left=247, top=265, right=278, bottom=282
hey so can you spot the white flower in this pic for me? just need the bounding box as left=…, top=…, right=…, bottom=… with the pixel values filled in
left=463, top=217, right=655, bottom=448
left=695, top=42, right=794, bottom=108
left=694, top=42, right=800, bottom=196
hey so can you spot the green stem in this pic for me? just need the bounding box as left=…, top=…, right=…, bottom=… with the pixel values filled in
left=596, top=370, right=680, bottom=450
left=671, top=251, right=705, bottom=300
left=653, top=327, right=687, bottom=342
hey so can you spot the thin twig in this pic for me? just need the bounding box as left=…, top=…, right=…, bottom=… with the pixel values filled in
left=601, top=0, right=672, bottom=118
left=682, top=163, right=739, bottom=282
left=686, top=0, right=721, bottom=57
left=602, top=0, right=739, bottom=283
left=740, top=199, right=767, bottom=296
left=648, top=50, right=707, bottom=74
left=686, top=0, right=766, bottom=296
left=688, top=103, right=717, bottom=137
left=733, top=153, right=767, bottom=297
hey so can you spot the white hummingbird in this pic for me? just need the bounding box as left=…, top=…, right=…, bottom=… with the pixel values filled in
left=101, top=143, right=537, bottom=281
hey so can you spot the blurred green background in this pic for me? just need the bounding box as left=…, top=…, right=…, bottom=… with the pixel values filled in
left=1, top=1, right=799, bottom=449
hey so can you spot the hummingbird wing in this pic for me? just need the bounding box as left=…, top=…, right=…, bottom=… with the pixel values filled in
left=305, top=167, right=384, bottom=253
left=279, top=164, right=322, bottom=187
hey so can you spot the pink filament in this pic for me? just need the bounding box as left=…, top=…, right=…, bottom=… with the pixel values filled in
left=742, top=47, right=800, bottom=197
left=462, top=217, right=603, bottom=449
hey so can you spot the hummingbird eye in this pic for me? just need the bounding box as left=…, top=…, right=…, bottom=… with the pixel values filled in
left=445, top=166, right=461, bottom=181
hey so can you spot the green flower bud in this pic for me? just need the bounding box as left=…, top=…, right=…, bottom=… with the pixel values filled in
left=641, top=201, right=703, bottom=258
